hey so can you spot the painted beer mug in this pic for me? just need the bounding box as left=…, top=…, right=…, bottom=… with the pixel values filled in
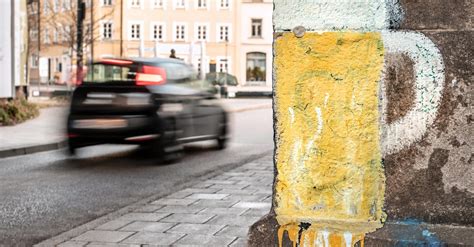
left=274, top=0, right=445, bottom=244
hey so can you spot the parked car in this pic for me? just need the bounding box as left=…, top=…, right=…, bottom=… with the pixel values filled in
left=204, top=72, right=238, bottom=98
left=67, top=58, right=228, bottom=162
left=205, top=72, right=238, bottom=87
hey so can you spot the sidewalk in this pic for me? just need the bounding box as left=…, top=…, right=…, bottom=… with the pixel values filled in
left=37, top=154, right=273, bottom=247
left=0, top=107, right=68, bottom=157
left=0, top=98, right=271, bottom=158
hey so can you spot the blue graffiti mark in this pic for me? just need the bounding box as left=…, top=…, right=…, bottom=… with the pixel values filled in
left=391, top=219, right=444, bottom=246
left=422, top=229, right=442, bottom=247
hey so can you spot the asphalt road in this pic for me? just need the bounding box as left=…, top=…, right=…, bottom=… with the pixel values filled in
left=0, top=108, right=273, bottom=245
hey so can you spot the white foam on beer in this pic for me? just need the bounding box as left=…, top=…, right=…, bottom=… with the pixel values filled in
left=274, top=0, right=403, bottom=31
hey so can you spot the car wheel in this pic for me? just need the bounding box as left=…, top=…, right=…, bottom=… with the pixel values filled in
left=142, top=136, right=183, bottom=164
left=216, top=115, right=228, bottom=150
left=162, top=143, right=184, bottom=163
left=67, top=139, right=77, bottom=155
left=217, top=137, right=227, bottom=150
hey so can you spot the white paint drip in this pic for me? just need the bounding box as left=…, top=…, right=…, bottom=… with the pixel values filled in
left=293, top=108, right=324, bottom=208
left=315, top=231, right=323, bottom=247
left=291, top=140, right=303, bottom=207
left=351, top=93, right=356, bottom=109
left=381, top=31, right=445, bottom=155
left=344, top=232, right=353, bottom=247
left=324, top=93, right=330, bottom=107
left=291, top=140, right=302, bottom=170
left=304, top=107, right=323, bottom=162
left=289, top=107, right=295, bottom=123
left=342, top=188, right=354, bottom=215
left=315, top=107, right=323, bottom=136
left=322, top=230, right=330, bottom=247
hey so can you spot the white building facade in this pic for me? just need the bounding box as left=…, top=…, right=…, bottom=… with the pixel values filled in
left=233, top=0, right=273, bottom=95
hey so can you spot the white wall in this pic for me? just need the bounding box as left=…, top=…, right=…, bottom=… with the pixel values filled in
left=240, top=3, right=273, bottom=45
left=239, top=2, right=273, bottom=88
left=0, top=1, right=13, bottom=98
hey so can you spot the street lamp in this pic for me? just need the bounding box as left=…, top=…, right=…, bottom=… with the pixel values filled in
left=223, top=36, right=228, bottom=98
left=76, top=0, right=85, bottom=85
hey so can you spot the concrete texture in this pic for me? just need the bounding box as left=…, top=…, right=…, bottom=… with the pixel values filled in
left=380, top=0, right=474, bottom=226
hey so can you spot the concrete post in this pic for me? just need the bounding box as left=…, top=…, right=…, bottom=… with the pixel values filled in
left=248, top=1, right=473, bottom=246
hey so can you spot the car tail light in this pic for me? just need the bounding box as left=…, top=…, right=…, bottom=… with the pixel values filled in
left=136, top=66, right=167, bottom=86
left=100, top=58, right=133, bottom=65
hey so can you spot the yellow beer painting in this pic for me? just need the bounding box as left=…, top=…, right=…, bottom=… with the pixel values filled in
left=275, top=31, right=385, bottom=243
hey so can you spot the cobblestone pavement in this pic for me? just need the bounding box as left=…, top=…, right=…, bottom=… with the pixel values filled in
left=51, top=155, right=273, bottom=247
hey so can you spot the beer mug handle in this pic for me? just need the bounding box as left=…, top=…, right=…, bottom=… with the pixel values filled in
left=380, top=31, right=445, bottom=155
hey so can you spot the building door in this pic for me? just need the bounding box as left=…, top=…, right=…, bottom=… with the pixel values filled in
left=209, top=59, right=216, bottom=73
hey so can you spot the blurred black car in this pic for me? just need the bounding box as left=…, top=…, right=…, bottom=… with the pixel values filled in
left=67, top=58, right=228, bottom=162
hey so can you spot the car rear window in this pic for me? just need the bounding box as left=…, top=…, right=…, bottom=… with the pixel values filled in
left=84, top=63, right=138, bottom=84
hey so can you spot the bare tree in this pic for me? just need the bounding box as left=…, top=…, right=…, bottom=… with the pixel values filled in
left=41, top=0, right=115, bottom=69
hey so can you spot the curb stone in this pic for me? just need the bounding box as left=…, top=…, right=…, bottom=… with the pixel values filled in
left=0, top=141, right=67, bottom=159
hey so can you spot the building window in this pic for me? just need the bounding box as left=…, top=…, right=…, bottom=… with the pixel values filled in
left=196, top=0, right=207, bottom=8
left=152, top=23, right=165, bottom=41
left=153, top=0, right=164, bottom=8
left=55, top=57, right=62, bottom=72
left=31, top=53, right=39, bottom=68
left=57, top=29, right=62, bottom=43
left=53, top=0, right=60, bottom=12
left=195, top=24, right=208, bottom=41
left=128, top=22, right=142, bottom=40
left=251, top=19, right=262, bottom=38
left=174, top=0, right=186, bottom=9
left=62, top=0, right=71, bottom=10
left=102, top=0, right=113, bottom=6
left=174, top=23, right=186, bottom=41
left=53, top=30, right=59, bottom=43
left=197, top=58, right=202, bottom=75
left=43, top=28, right=50, bottom=44
left=63, top=25, right=71, bottom=42
left=102, top=21, right=113, bottom=39
left=219, top=0, right=229, bottom=9
left=31, top=2, right=39, bottom=14
left=217, top=57, right=231, bottom=73
left=130, top=0, right=141, bottom=8
left=217, top=24, right=230, bottom=42
left=43, top=1, right=50, bottom=14
left=246, top=52, right=266, bottom=84
left=30, top=29, right=38, bottom=41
